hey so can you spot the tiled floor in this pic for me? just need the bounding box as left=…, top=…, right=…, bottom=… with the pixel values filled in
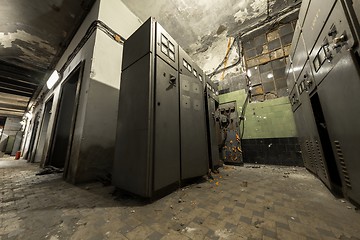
left=1, top=157, right=360, bottom=240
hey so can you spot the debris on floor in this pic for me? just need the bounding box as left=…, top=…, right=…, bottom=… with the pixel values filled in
left=2, top=159, right=360, bottom=239
left=240, top=181, right=248, bottom=187
left=245, top=165, right=261, bottom=168
left=35, top=166, right=63, bottom=175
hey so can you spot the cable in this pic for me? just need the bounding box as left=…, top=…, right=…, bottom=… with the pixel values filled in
left=29, top=20, right=126, bottom=112
left=240, top=2, right=301, bottom=39
left=208, top=38, right=237, bottom=78
left=220, top=38, right=233, bottom=81
left=208, top=36, right=242, bottom=78
left=59, top=20, right=126, bottom=74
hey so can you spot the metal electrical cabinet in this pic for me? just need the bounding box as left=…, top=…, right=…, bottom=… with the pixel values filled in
left=113, top=18, right=209, bottom=198
left=178, top=47, right=208, bottom=180
left=217, top=101, right=244, bottom=165
left=113, top=18, right=180, bottom=198
left=205, top=78, right=221, bottom=171
left=289, top=0, right=360, bottom=204
left=316, top=52, right=360, bottom=205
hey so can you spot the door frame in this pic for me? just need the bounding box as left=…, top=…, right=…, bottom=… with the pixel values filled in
left=45, top=61, right=85, bottom=179
left=30, top=95, right=54, bottom=163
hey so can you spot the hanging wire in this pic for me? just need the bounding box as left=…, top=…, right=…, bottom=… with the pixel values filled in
left=220, top=37, right=233, bottom=81
left=207, top=36, right=242, bottom=78
left=60, top=20, right=126, bottom=74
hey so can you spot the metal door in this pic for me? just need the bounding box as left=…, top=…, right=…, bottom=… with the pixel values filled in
left=302, top=0, right=337, bottom=55
left=206, top=91, right=221, bottom=170
left=309, top=0, right=356, bottom=86
left=317, top=52, right=360, bottom=205
left=153, top=57, right=180, bottom=191
left=179, top=74, right=208, bottom=180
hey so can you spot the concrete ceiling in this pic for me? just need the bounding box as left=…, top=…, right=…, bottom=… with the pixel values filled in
left=0, top=0, right=299, bottom=118
left=0, top=0, right=95, bottom=118
left=122, top=0, right=299, bottom=57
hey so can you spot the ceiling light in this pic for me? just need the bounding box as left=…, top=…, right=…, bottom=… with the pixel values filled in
left=267, top=73, right=274, bottom=79
left=46, top=70, right=60, bottom=89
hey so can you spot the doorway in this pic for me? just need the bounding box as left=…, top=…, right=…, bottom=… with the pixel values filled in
left=26, top=114, right=39, bottom=161
left=32, top=97, right=53, bottom=163
left=47, top=63, right=83, bottom=176
left=310, top=93, right=343, bottom=195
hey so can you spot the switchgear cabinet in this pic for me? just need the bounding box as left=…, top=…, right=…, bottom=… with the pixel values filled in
left=113, top=18, right=209, bottom=198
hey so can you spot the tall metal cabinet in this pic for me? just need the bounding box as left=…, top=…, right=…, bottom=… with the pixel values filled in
left=113, top=18, right=208, bottom=198
left=288, top=0, right=360, bottom=204
left=178, top=47, right=209, bottom=180
left=205, top=78, right=221, bottom=171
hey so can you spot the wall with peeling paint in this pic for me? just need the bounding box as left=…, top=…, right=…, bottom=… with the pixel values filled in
left=23, top=0, right=140, bottom=183
left=37, top=0, right=101, bottom=176
left=69, top=0, right=141, bottom=183
left=219, top=90, right=297, bottom=139
left=219, top=90, right=302, bottom=165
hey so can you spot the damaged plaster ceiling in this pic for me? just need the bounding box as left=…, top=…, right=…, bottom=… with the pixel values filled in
left=0, top=0, right=95, bottom=118
left=122, top=0, right=299, bottom=72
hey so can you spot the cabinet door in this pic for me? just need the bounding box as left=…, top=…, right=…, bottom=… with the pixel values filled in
left=317, top=52, right=360, bottom=205
left=180, top=74, right=208, bottom=180
left=153, top=57, right=180, bottom=191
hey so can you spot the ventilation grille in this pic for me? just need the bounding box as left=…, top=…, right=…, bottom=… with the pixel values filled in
left=305, top=140, right=313, bottom=169
left=315, top=140, right=327, bottom=179
left=310, top=141, right=318, bottom=171
left=334, top=141, right=352, bottom=189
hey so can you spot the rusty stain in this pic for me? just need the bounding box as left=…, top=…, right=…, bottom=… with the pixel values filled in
left=270, top=48, right=284, bottom=60
left=262, top=44, right=269, bottom=54
left=267, top=30, right=279, bottom=42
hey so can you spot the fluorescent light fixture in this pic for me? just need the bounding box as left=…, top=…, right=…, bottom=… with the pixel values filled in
left=46, top=70, right=60, bottom=89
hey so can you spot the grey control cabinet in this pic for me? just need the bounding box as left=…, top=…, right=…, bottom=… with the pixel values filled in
left=178, top=47, right=208, bottom=180
left=113, top=18, right=180, bottom=198
left=204, top=78, right=221, bottom=171
left=113, top=18, right=209, bottom=198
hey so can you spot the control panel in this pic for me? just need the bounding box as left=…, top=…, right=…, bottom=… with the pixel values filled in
left=156, top=23, right=179, bottom=70
left=289, top=85, right=301, bottom=112
left=309, top=0, right=356, bottom=86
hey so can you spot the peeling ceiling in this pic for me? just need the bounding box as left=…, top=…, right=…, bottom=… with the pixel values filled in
left=0, top=0, right=95, bottom=117
left=122, top=0, right=299, bottom=70
left=0, top=0, right=299, bottom=118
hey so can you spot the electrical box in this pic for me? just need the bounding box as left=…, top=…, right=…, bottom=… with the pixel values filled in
left=217, top=101, right=244, bottom=166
